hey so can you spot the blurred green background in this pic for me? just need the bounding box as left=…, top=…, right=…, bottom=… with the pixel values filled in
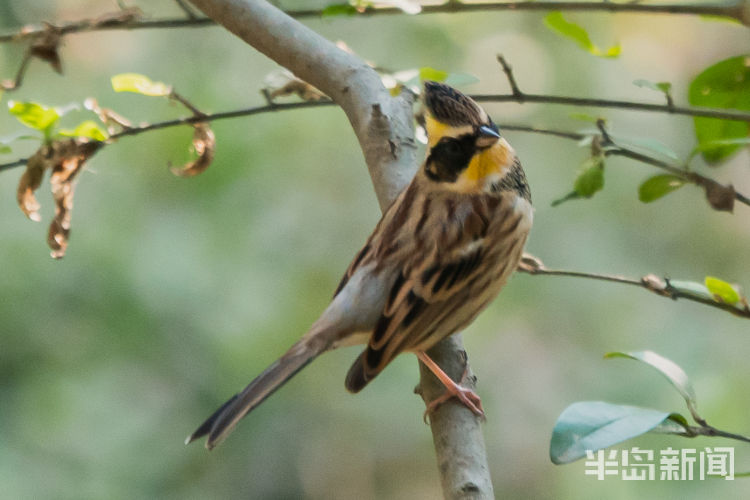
left=1, top=1, right=748, bottom=498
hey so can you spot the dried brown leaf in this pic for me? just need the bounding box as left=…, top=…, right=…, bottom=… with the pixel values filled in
left=265, top=69, right=327, bottom=102
left=16, top=149, right=49, bottom=222
left=703, top=180, right=735, bottom=212
left=91, top=7, right=143, bottom=27
left=84, top=97, right=132, bottom=133
left=29, top=24, right=62, bottom=74
left=170, top=123, right=215, bottom=177
left=46, top=139, right=101, bottom=258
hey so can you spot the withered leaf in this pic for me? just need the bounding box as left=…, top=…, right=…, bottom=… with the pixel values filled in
left=703, top=180, right=735, bottom=213
left=265, top=69, right=327, bottom=101
left=91, top=7, right=143, bottom=27
left=29, top=24, right=62, bottom=74
left=84, top=97, right=132, bottom=133
left=170, top=123, right=215, bottom=177
left=16, top=149, right=48, bottom=222
left=47, top=139, right=101, bottom=259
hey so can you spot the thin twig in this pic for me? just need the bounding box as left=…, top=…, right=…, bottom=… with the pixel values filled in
left=2, top=103, right=748, bottom=210
left=1, top=1, right=746, bottom=43
left=173, top=0, right=200, bottom=19
left=517, top=255, right=750, bottom=319
left=472, top=93, right=750, bottom=122
left=496, top=55, right=522, bottom=99
left=1, top=52, right=31, bottom=90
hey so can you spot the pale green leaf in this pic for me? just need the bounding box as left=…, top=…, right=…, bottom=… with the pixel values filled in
left=111, top=73, right=171, bottom=97
left=550, top=402, right=675, bottom=464
left=443, top=72, right=480, bottom=87
left=611, top=133, right=679, bottom=161
left=633, top=79, right=672, bottom=96
left=605, top=350, right=700, bottom=422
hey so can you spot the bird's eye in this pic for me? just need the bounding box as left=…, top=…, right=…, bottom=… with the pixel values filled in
left=443, top=140, right=461, bottom=155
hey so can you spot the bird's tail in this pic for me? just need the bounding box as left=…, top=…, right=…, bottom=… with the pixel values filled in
left=186, top=332, right=330, bottom=450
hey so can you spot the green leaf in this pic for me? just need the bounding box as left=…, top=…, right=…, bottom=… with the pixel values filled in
left=111, top=73, right=171, bottom=97
left=58, top=120, right=109, bottom=141
left=605, top=351, right=700, bottom=422
left=633, top=79, right=672, bottom=96
left=0, top=145, right=11, bottom=154
left=550, top=402, right=675, bottom=464
left=574, top=156, right=604, bottom=197
left=8, top=101, right=60, bottom=132
left=321, top=3, right=358, bottom=17
left=688, top=55, right=750, bottom=164
left=705, top=276, right=741, bottom=305
left=419, top=67, right=449, bottom=83
left=551, top=156, right=604, bottom=206
left=638, top=174, right=685, bottom=203
left=544, top=12, right=621, bottom=59
left=689, top=137, right=750, bottom=161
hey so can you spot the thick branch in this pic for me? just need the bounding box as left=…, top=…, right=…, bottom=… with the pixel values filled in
left=186, top=0, right=490, bottom=497
left=1, top=1, right=746, bottom=43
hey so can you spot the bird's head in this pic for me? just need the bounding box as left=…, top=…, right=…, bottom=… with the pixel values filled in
left=420, top=81, right=514, bottom=191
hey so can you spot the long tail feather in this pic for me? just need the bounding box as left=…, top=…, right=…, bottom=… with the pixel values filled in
left=186, top=335, right=329, bottom=449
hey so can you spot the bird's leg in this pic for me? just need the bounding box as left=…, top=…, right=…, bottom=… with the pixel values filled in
left=417, top=350, right=485, bottom=423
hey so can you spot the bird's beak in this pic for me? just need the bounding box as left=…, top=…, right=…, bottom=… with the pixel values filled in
left=476, top=125, right=501, bottom=149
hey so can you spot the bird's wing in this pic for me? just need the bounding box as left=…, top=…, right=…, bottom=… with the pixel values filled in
left=345, top=193, right=498, bottom=392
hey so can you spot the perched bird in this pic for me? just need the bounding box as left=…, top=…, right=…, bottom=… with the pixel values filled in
left=187, top=81, right=532, bottom=450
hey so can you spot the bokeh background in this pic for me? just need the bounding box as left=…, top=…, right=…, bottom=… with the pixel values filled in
left=1, top=1, right=748, bottom=498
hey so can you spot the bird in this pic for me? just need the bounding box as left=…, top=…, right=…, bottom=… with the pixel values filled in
left=186, top=81, right=533, bottom=450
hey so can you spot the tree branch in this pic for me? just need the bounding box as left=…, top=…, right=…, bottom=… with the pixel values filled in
left=183, top=0, right=490, bottom=496
left=486, top=55, right=750, bottom=123
left=2, top=104, right=748, bottom=212
left=1, top=1, right=746, bottom=43
left=518, top=255, right=750, bottom=319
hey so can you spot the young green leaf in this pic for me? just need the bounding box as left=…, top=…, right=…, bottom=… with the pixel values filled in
left=638, top=174, right=685, bottom=203
left=688, top=55, right=750, bottom=164
left=574, top=156, right=604, bottom=198
left=0, top=144, right=11, bottom=154
left=321, top=3, right=358, bottom=17
left=605, top=351, right=701, bottom=423
left=705, top=276, right=741, bottom=305
left=550, top=402, right=676, bottom=464
left=58, top=120, right=109, bottom=141
left=8, top=101, right=60, bottom=133
left=544, top=12, right=621, bottom=58
left=419, top=67, right=449, bottom=83
left=111, top=73, right=171, bottom=97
